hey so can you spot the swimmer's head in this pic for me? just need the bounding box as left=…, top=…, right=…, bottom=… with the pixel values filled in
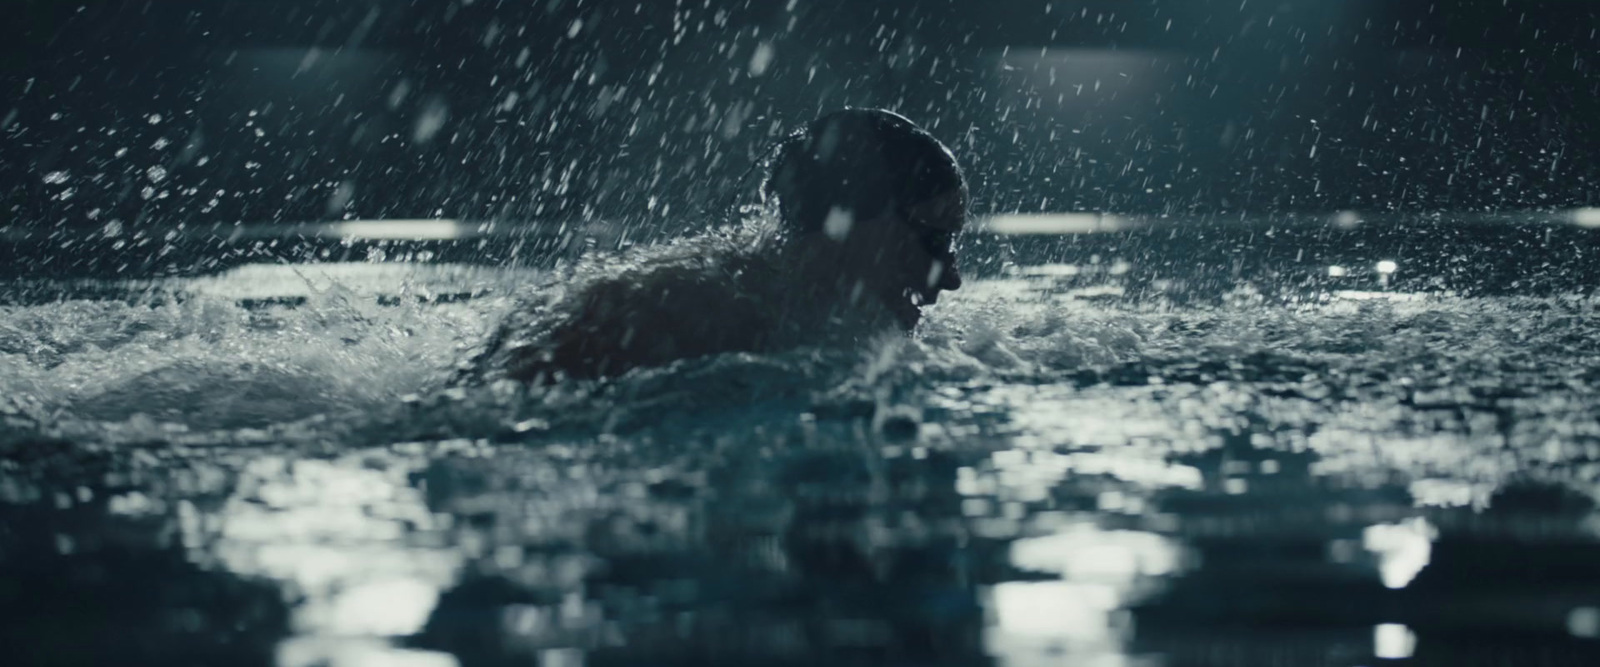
left=763, top=108, right=968, bottom=327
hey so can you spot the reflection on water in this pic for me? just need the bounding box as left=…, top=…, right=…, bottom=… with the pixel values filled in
left=1374, top=623, right=1418, bottom=660
left=1363, top=518, right=1435, bottom=590
left=206, top=454, right=462, bottom=666
left=989, top=524, right=1184, bottom=665
left=4, top=264, right=1600, bottom=666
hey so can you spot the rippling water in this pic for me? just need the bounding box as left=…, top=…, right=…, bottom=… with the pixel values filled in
left=4, top=261, right=1600, bottom=666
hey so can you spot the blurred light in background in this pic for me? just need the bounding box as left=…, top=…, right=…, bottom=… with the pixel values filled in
left=277, top=637, right=459, bottom=667
left=1332, top=211, right=1364, bottom=229
left=985, top=522, right=1185, bottom=662
left=1569, top=607, right=1600, bottom=639
left=332, top=219, right=465, bottom=240
left=1373, top=623, right=1417, bottom=659
left=1572, top=208, right=1600, bottom=228
left=982, top=213, right=1131, bottom=234
left=1362, top=518, right=1435, bottom=589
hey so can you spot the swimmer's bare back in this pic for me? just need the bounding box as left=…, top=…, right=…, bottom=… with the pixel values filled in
left=499, top=267, right=774, bottom=382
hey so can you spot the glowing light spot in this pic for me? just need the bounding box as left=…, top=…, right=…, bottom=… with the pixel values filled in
left=317, top=578, right=441, bottom=636
left=1373, top=624, right=1416, bottom=659
left=982, top=213, right=1130, bottom=234
left=1376, top=260, right=1398, bottom=274
left=1332, top=210, right=1363, bottom=228
left=991, top=581, right=1121, bottom=639
left=276, top=637, right=460, bottom=667
left=1363, top=518, right=1435, bottom=589
left=1327, top=265, right=1348, bottom=277
left=1018, top=263, right=1082, bottom=277
left=1568, top=607, right=1600, bottom=638
left=1009, top=525, right=1184, bottom=581
left=333, top=219, right=464, bottom=240
left=1408, top=479, right=1478, bottom=508
left=1571, top=208, right=1600, bottom=228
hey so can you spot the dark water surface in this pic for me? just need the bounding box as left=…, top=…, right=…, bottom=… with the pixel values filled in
left=4, top=262, right=1600, bottom=666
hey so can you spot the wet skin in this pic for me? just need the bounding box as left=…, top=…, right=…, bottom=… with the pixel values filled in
left=496, top=191, right=967, bottom=382
left=795, top=189, right=966, bottom=330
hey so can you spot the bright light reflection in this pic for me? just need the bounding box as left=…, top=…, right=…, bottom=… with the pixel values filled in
left=989, top=448, right=1204, bottom=503
left=991, top=581, right=1121, bottom=640
left=307, top=578, right=442, bottom=637
left=1376, top=260, right=1399, bottom=274
left=1373, top=624, right=1416, bottom=659
left=984, top=580, right=1141, bottom=666
left=197, top=456, right=462, bottom=638
left=1020, top=263, right=1083, bottom=277
left=331, top=219, right=465, bottom=240
left=1327, top=265, right=1348, bottom=277
left=1408, top=479, right=1480, bottom=508
left=1362, top=518, right=1436, bottom=589
left=1572, top=208, right=1600, bottom=228
left=986, top=524, right=1185, bottom=664
left=982, top=213, right=1130, bottom=234
left=1011, top=527, right=1182, bottom=581
left=1568, top=607, right=1600, bottom=638
left=277, top=637, right=460, bottom=667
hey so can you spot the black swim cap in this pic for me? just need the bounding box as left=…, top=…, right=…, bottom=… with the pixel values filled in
left=763, top=108, right=967, bottom=235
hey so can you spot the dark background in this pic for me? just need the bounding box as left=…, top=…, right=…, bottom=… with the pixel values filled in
left=3, top=0, right=1597, bottom=242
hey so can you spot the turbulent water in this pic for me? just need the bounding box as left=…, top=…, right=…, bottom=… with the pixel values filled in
left=4, top=261, right=1600, bottom=666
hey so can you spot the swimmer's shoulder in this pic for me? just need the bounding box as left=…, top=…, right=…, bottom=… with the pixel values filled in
left=521, top=258, right=774, bottom=379
left=579, top=262, right=770, bottom=337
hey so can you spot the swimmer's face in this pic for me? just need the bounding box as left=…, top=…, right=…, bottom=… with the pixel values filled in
left=901, top=189, right=966, bottom=302
left=829, top=189, right=964, bottom=329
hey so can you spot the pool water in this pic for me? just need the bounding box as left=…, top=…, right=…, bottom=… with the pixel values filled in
left=4, top=261, right=1600, bottom=666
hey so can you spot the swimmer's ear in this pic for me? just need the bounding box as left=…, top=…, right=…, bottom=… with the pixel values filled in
left=759, top=132, right=816, bottom=224
left=760, top=134, right=806, bottom=195
left=709, top=131, right=803, bottom=225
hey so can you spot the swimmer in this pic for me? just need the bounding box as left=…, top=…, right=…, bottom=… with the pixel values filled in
left=468, top=108, right=968, bottom=382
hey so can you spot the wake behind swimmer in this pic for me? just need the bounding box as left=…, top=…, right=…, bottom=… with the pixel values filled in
left=460, top=108, right=970, bottom=383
